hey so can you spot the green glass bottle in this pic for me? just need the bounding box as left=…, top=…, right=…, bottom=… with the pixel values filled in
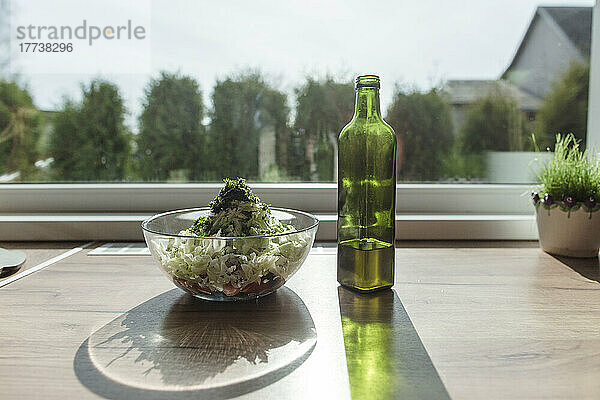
left=337, top=75, right=396, bottom=292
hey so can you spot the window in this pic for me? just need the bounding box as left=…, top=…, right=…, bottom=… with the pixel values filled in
left=0, top=1, right=597, bottom=241
left=1, top=0, right=594, bottom=185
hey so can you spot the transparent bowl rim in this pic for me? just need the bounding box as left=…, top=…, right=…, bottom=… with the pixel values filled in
left=141, top=207, right=319, bottom=240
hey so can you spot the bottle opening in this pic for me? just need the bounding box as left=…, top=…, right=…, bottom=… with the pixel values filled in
left=355, top=75, right=380, bottom=89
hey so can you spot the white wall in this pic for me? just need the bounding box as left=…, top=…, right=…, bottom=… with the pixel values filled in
left=506, top=11, right=583, bottom=99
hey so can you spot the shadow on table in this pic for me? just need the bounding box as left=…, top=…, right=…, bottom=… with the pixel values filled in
left=0, top=265, right=20, bottom=278
left=551, top=255, right=600, bottom=283
left=74, top=287, right=316, bottom=400
left=338, top=286, right=450, bottom=400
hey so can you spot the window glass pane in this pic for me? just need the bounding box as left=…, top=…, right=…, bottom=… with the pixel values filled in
left=0, top=0, right=593, bottom=183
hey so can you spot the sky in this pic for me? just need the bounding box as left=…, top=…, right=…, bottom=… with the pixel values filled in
left=4, top=0, right=596, bottom=130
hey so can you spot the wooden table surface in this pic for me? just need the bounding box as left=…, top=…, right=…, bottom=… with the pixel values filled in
left=0, top=242, right=83, bottom=283
left=0, top=241, right=599, bottom=399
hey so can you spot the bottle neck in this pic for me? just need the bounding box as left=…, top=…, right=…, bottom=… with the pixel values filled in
left=354, top=87, right=381, bottom=119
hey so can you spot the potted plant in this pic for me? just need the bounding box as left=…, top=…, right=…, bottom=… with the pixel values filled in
left=532, top=133, right=600, bottom=258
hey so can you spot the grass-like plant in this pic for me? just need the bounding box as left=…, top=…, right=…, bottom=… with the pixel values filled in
left=533, top=133, right=600, bottom=212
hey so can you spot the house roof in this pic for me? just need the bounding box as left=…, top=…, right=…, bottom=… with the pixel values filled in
left=502, top=6, right=592, bottom=78
left=543, top=7, right=592, bottom=57
left=442, top=79, right=542, bottom=110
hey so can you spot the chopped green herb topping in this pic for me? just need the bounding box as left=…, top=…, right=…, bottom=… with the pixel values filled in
left=209, top=178, right=260, bottom=214
left=188, top=177, right=293, bottom=237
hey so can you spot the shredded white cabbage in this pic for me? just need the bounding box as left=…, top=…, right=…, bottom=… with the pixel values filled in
left=152, top=226, right=312, bottom=296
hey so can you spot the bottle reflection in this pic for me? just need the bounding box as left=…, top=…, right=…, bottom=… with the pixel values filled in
left=339, top=287, right=396, bottom=399
left=338, top=286, right=450, bottom=400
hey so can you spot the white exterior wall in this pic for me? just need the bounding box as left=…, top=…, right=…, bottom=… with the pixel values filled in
left=505, top=14, right=584, bottom=98
left=258, top=125, right=276, bottom=178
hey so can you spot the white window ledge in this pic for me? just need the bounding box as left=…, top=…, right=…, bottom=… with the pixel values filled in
left=0, top=183, right=537, bottom=241
left=0, top=213, right=537, bottom=241
left=0, top=183, right=533, bottom=214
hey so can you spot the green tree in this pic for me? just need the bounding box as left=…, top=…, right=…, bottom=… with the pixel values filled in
left=386, top=88, right=454, bottom=181
left=457, top=86, right=524, bottom=155
left=293, top=77, right=354, bottom=181
left=536, top=62, right=589, bottom=148
left=208, top=72, right=290, bottom=180
left=0, top=80, right=42, bottom=180
left=49, top=101, right=79, bottom=179
left=50, top=80, right=130, bottom=181
left=137, top=72, right=206, bottom=181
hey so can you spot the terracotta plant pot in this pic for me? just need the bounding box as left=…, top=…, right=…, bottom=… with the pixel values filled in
left=535, top=207, right=600, bottom=258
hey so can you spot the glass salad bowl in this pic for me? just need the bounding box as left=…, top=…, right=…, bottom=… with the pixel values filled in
left=142, top=207, right=318, bottom=301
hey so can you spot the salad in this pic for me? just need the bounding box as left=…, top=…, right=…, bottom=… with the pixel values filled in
left=154, top=178, right=312, bottom=298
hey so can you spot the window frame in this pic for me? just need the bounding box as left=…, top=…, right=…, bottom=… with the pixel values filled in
left=587, top=1, right=600, bottom=152
left=0, top=183, right=531, bottom=214
left=0, top=183, right=537, bottom=241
